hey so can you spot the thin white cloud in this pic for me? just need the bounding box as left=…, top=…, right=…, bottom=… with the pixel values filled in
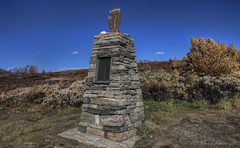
left=37, top=50, right=43, bottom=54
left=155, top=51, right=165, bottom=55
left=6, top=67, right=17, bottom=71
left=72, top=51, right=79, bottom=55
left=59, top=67, right=86, bottom=71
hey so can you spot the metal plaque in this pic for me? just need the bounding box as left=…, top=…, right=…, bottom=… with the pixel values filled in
left=97, top=57, right=111, bottom=81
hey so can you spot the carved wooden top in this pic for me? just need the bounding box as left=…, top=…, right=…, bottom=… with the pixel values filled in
left=108, top=5, right=121, bottom=32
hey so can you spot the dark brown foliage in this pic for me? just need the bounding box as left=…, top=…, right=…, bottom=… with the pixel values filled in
left=138, top=60, right=172, bottom=72
left=0, top=69, right=88, bottom=94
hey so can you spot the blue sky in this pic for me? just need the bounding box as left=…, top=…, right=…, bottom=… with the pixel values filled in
left=0, top=0, right=240, bottom=72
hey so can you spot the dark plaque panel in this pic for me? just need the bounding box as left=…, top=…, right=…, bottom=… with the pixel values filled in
left=97, top=57, right=111, bottom=81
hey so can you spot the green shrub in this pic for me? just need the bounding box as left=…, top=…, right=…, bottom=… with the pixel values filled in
left=186, top=76, right=240, bottom=103
left=139, top=69, right=187, bottom=101
left=139, top=69, right=240, bottom=104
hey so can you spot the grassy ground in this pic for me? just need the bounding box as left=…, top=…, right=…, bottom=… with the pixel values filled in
left=134, top=99, right=240, bottom=148
left=0, top=105, right=95, bottom=148
left=0, top=99, right=239, bottom=148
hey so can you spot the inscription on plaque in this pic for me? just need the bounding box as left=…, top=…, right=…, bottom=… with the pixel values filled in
left=97, top=57, right=111, bottom=81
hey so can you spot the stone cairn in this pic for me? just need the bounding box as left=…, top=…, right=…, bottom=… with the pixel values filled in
left=78, top=31, right=145, bottom=142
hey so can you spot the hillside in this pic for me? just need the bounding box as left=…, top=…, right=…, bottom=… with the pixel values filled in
left=0, top=68, right=11, bottom=75
left=0, top=69, right=88, bottom=93
left=138, top=60, right=172, bottom=72
left=0, top=63, right=240, bottom=148
left=0, top=61, right=173, bottom=93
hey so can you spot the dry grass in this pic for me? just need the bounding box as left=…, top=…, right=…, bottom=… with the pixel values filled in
left=134, top=99, right=240, bottom=148
left=0, top=99, right=239, bottom=148
left=0, top=105, right=96, bottom=148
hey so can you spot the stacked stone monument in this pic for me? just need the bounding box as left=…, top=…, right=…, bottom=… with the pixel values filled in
left=78, top=6, right=145, bottom=142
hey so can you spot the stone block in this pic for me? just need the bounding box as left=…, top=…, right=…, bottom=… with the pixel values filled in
left=112, top=57, right=120, bottom=61
left=86, top=87, right=106, bottom=90
left=114, top=109, right=127, bottom=115
left=106, top=131, right=128, bottom=142
left=86, top=77, right=93, bottom=82
left=136, top=89, right=142, bottom=94
left=89, top=64, right=96, bottom=69
left=97, top=105, right=125, bottom=111
left=78, top=125, right=87, bottom=133
left=120, top=75, right=129, bottom=81
left=110, top=74, right=120, bottom=81
left=109, top=82, right=120, bottom=87
left=83, top=98, right=91, bottom=104
left=81, top=112, right=100, bottom=124
left=110, top=48, right=120, bottom=52
left=123, top=95, right=131, bottom=99
left=134, top=106, right=144, bottom=113
left=125, top=114, right=131, bottom=125
left=106, top=87, right=121, bottom=91
left=112, top=65, right=126, bottom=70
left=91, top=90, right=104, bottom=94
left=134, top=120, right=143, bottom=128
left=108, top=52, right=120, bottom=57
left=131, top=74, right=139, bottom=81
left=95, top=115, right=100, bottom=124
left=80, top=112, right=96, bottom=124
left=83, top=94, right=97, bottom=98
left=129, top=85, right=139, bottom=89
left=128, top=129, right=137, bottom=139
left=89, top=59, right=97, bottom=64
left=97, top=93, right=113, bottom=98
left=125, top=90, right=137, bottom=95
left=91, top=98, right=130, bottom=106
left=126, top=109, right=134, bottom=114
left=120, top=56, right=124, bottom=62
left=112, top=61, right=123, bottom=65
left=105, top=90, right=122, bottom=96
left=126, top=105, right=136, bottom=110
left=86, top=81, right=93, bottom=86
left=87, top=108, right=115, bottom=115
left=133, top=82, right=140, bottom=85
left=113, top=95, right=124, bottom=99
left=130, top=111, right=145, bottom=124
left=128, top=69, right=136, bottom=75
left=86, top=127, right=105, bottom=138
left=100, top=115, right=126, bottom=126
left=132, top=95, right=143, bottom=102
left=80, top=121, right=103, bottom=130
left=82, top=104, right=97, bottom=110
left=88, top=72, right=96, bottom=78
left=103, top=125, right=128, bottom=133
left=136, top=102, right=144, bottom=107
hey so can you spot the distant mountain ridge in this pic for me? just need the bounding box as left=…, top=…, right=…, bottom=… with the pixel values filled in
left=0, top=68, right=11, bottom=75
